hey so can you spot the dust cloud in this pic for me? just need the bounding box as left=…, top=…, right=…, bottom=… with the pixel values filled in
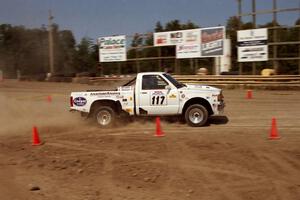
left=0, top=93, right=86, bottom=137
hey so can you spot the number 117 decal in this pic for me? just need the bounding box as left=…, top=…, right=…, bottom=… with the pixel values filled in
left=150, top=91, right=167, bottom=106
left=151, top=95, right=166, bottom=105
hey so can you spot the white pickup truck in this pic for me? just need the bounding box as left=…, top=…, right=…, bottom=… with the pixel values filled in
left=70, top=72, right=225, bottom=127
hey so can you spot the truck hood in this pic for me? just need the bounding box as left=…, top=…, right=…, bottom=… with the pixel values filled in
left=181, top=84, right=221, bottom=92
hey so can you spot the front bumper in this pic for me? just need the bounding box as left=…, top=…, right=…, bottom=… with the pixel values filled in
left=218, top=101, right=225, bottom=112
left=212, top=101, right=225, bottom=115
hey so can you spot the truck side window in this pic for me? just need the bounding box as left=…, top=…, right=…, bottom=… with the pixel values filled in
left=142, top=75, right=168, bottom=90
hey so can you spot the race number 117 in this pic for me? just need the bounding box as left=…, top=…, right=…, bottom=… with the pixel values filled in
left=151, top=95, right=166, bottom=105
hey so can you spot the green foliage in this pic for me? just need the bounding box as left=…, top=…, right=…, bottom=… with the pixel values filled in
left=0, top=23, right=77, bottom=78
left=73, top=37, right=98, bottom=72
left=1, top=16, right=300, bottom=77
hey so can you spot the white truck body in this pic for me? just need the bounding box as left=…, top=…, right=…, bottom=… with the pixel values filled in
left=70, top=72, right=225, bottom=127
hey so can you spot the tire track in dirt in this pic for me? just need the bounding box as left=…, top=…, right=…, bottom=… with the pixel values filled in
left=46, top=132, right=287, bottom=181
left=160, top=137, right=242, bottom=200
left=94, top=134, right=121, bottom=200
left=260, top=152, right=300, bottom=182
left=46, top=140, right=152, bottom=158
left=226, top=147, right=300, bottom=200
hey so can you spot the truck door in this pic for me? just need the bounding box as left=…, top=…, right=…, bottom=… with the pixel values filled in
left=138, top=74, right=179, bottom=115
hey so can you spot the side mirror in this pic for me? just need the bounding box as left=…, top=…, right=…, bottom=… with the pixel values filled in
left=165, top=85, right=172, bottom=91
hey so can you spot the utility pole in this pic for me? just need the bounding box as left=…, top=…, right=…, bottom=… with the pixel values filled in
left=273, top=0, right=278, bottom=73
left=298, top=0, right=300, bottom=75
left=237, top=0, right=243, bottom=75
left=252, top=0, right=256, bottom=75
left=48, top=10, right=54, bottom=75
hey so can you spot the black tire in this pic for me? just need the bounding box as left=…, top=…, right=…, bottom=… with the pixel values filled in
left=184, top=104, right=208, bottom=127
left=93, top=106, right=116, bottom=128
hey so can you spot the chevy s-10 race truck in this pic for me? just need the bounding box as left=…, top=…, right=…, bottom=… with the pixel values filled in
left=70, top=72, right=225, bottom=127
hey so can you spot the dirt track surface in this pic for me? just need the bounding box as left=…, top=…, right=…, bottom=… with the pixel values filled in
left=0, top=79, right=300, bottom=200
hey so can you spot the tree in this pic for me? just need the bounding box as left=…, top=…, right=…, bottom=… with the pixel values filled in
left=155, top=21, right=164, bottom=32
left=226, top=16, right=242, bottom=71
left=73, top=37, right=97, bottom=72
left=0, top=23, right=79, bottom=78
left=181, top=20, right=199, bottom=30
left=56, top=30, right=76, bottom=73
left=165, top=20, right=181, bottom=31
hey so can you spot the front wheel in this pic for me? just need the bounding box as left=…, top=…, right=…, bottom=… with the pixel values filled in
left=184, top=104, right=208, bottom=127
left=93, top=106, right=116, bottom=128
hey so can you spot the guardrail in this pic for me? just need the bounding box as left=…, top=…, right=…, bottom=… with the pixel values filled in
left=86, top=75, right=300, bottom=90
left=173, top=75, right=300, bottom=83
left=16, top=74, right=300, bottom=90
left=173, top=75, right=300, bottom=89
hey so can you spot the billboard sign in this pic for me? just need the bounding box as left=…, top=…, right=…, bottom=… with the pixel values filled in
left=200, top=26, right=225, bottom=57
left=238, top=28, right=267, bottom=42
left=98, top=35, right=127, bottom=62
left=155, top=26, right=225, bottom=58
left=154, top=29, right=200, bottom=46
left=237, top=28, right=268, bottom=62
left=176, top=44, right=201, bottom=59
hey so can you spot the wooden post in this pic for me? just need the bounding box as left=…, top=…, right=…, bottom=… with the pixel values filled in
left=298, top=26, right=300, bottom=75
left=136, top=50, right=140, bottom=73
left=175, top=58, right=180, bottom=74
left=158, top=47, right=162, bottom=71
left=48, top=10, right=54, bottom=74
left=118, top=62, right=121, bottom=75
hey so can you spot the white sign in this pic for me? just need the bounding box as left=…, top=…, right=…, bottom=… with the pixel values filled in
left=176, top=44, right=201, bottom=59
left=238, top=45, right=268, bottom=62
left=237, top=28, right=268, bottom=62
left=154, top=29, right=200, bottom=46
left=238, top=28, right=267, bottom=42
left=98, top=35, right=127, bottom=62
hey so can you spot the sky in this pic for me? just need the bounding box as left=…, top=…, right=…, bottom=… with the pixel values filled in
left=0, top=0, right=299, bottom=43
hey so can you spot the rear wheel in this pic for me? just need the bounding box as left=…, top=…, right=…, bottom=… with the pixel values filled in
left=93, top=106, right=115, bottom=128
left=184, top=104, right=208, bottom=127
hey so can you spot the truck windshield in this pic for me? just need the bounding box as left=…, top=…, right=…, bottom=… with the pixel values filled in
left=163, top=74, right=186, bottom=89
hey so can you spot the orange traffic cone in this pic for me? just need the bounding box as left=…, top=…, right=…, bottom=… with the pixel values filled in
left=155, top=117, right=165, bottom=137
left=246, top=90, right=253, bottom=99
left=32, top=126, right=42, bottom=146
left=47, top=95, right=52, bottom=103
left=269, top=117, right=280, bottom=140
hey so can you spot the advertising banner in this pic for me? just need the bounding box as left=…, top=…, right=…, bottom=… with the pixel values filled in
left=200, top=26, right=225, bottom=57
left=155, top=26, right=225, bottom=58
left=154, top=32, right=169, bottom=46
left=238, top=28, right=267, bottom=42
left=176, top=44, right=201, bottom=59
left=154, top=29, right=200, bottom=46
left=98, top=35, right=126, bottom=62
left=237, top=28, right=268, bottom=62
left=238, top=45, right=268, bottom=62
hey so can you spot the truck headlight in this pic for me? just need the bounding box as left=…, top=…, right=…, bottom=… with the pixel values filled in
left=217, top=91, right=224, bottom=101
